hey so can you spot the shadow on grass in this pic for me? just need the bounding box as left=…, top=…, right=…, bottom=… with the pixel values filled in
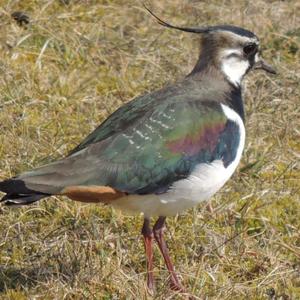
left=0, top=267, right=40, bottom=292
left=0, top=262, right=80, bottom=293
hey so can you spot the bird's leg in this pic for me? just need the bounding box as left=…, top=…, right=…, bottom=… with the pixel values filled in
left=153, top=216, right=184, bottom=291
left=141, top=218, right=155, bottom=292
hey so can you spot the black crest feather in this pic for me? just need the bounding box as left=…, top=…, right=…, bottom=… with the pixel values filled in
left=144, top=5, right=256, bottom=39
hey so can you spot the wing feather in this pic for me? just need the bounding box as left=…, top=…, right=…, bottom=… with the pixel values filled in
left=16, top=99, right=240, bottom=196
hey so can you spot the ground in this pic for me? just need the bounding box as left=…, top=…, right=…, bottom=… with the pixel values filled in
left=0, top=0, right=299, bottom=299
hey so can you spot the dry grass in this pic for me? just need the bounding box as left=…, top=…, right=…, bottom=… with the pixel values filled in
left=0, top=0, right=299, bottom=299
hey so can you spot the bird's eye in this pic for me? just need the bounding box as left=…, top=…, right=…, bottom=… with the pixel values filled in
left=243, top=43, right=257, bottom=55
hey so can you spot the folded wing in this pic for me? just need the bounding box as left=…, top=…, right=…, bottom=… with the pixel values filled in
left=0, top=99, right=240, bottom=201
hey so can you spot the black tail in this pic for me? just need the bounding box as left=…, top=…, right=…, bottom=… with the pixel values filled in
left=0, top=178, right=49, bottom=206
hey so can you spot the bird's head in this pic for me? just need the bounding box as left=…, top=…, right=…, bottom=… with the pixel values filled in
left=146, top=7, right=276, bottom=87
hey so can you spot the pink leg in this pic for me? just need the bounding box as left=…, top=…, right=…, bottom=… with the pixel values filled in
left=153, top=216, right=184, bottom=291
left=142, top=218, right=155, bottom=292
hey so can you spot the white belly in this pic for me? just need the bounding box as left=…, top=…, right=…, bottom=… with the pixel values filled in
left=111, top=104, right=245, bottom=217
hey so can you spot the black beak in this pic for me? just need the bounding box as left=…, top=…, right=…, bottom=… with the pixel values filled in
left=253, top=58, right=277, bottom=74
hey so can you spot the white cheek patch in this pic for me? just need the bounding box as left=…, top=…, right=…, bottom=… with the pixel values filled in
left=221, top=50, right=250, bottom=87
left=222, top=49, right=242, bottom=57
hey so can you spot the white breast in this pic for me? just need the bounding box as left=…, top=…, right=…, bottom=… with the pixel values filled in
left=111, top=104, right=245, bottom=217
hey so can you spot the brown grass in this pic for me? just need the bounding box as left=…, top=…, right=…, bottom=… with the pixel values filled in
left=0, top=0, right=299, bottom=299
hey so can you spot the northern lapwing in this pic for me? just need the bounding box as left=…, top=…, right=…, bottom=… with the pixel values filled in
left=0, top=8, right=276, bottom=293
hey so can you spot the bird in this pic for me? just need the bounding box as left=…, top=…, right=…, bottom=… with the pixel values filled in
left=0, top=8, right=276, bottom=293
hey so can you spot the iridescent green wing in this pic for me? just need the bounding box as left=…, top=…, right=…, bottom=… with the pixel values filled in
left=72, top=100, right=240, bottom=194
left=14, top=97, right=240, bottom=196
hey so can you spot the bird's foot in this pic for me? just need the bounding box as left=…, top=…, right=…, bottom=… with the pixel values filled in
left=168, top=275, right=185, bottom=292
left=146, top=274, right=155, bottom=295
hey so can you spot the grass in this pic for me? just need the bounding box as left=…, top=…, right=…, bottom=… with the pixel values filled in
left=0, top=0, right=299, bottom=299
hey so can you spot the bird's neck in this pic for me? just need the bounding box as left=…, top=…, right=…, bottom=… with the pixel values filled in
left=187, top=62, right=245, bottom=122
left=188, top=51, right=213, bottom=76
left=226, top=85, right=245, bottom=121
